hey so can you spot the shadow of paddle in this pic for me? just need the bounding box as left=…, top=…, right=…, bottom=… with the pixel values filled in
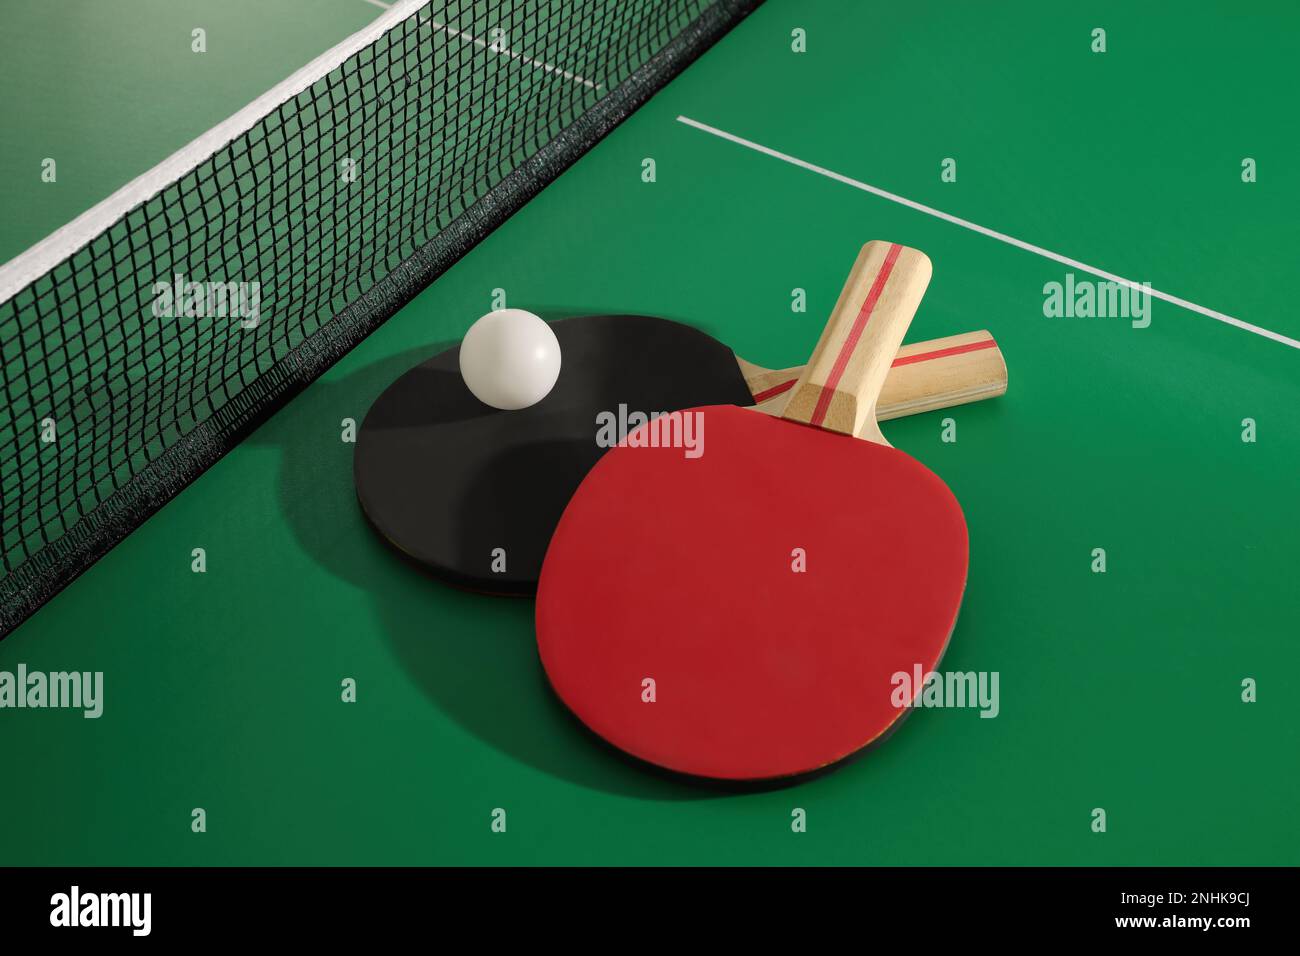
left=251, top=331, right=716, bottom=800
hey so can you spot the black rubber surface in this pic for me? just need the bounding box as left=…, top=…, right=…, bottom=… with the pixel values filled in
left=0, top=0, right=764, bottom=639
left=354, top=314, right=756, bottom=594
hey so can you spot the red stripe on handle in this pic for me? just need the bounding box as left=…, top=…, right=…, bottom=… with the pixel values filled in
left=809, top=243, right=903, bottom=428
left=751, top=379, right=797, bottom=403
left=757, top=335, right=996, bottom=400
left=890, top=336, right=995, bottom=367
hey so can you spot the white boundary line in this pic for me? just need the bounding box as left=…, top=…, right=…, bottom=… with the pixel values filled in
left=366, top=0, right=600, bottom=89
left=677, top=115, right=1300, bottom=351
left=0, top=0, right=598, bottom=304
left=0, top=0, right=430, bottom=304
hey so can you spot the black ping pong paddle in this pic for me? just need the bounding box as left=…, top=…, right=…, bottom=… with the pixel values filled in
left=353, top=313, right=1004, bottom=594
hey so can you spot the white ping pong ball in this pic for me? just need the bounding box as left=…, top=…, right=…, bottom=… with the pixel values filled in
left=458, top=309, right=562, bottom=410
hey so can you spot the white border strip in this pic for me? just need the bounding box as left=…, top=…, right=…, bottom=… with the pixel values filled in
left=677, top=115, right=1300, bottom=351
left=0, top=0, right=431, bottom=304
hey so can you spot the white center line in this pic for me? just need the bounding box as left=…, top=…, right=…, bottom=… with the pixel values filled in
left=677, top=114, right=1299, bottom=351
left=362, top=0, right=601, bottom=89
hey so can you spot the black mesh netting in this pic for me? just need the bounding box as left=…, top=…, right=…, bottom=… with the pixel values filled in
left=0, top=0, right=761, bottom=635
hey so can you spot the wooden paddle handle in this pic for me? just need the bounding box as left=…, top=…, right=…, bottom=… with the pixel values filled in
left=781, top=241, right=932, bottom=444
left=738, top=329, right=1006, bottom=425
left=874, top=330, right=1005, bottom=420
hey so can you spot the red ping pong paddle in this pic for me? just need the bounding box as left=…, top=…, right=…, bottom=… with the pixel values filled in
left=355, top=316, right=1003, bottom=594
left=535, top=241, right=969, bottom=781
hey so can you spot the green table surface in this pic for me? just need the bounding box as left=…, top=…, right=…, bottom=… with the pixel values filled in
left=1, top=0, right=1297, bottom=865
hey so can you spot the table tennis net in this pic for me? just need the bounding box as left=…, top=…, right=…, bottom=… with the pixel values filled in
left=0, top=0, right=760, bottom=635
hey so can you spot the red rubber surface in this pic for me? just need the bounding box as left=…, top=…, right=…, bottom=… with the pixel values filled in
left=535, top=405, right=968, bottom=781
